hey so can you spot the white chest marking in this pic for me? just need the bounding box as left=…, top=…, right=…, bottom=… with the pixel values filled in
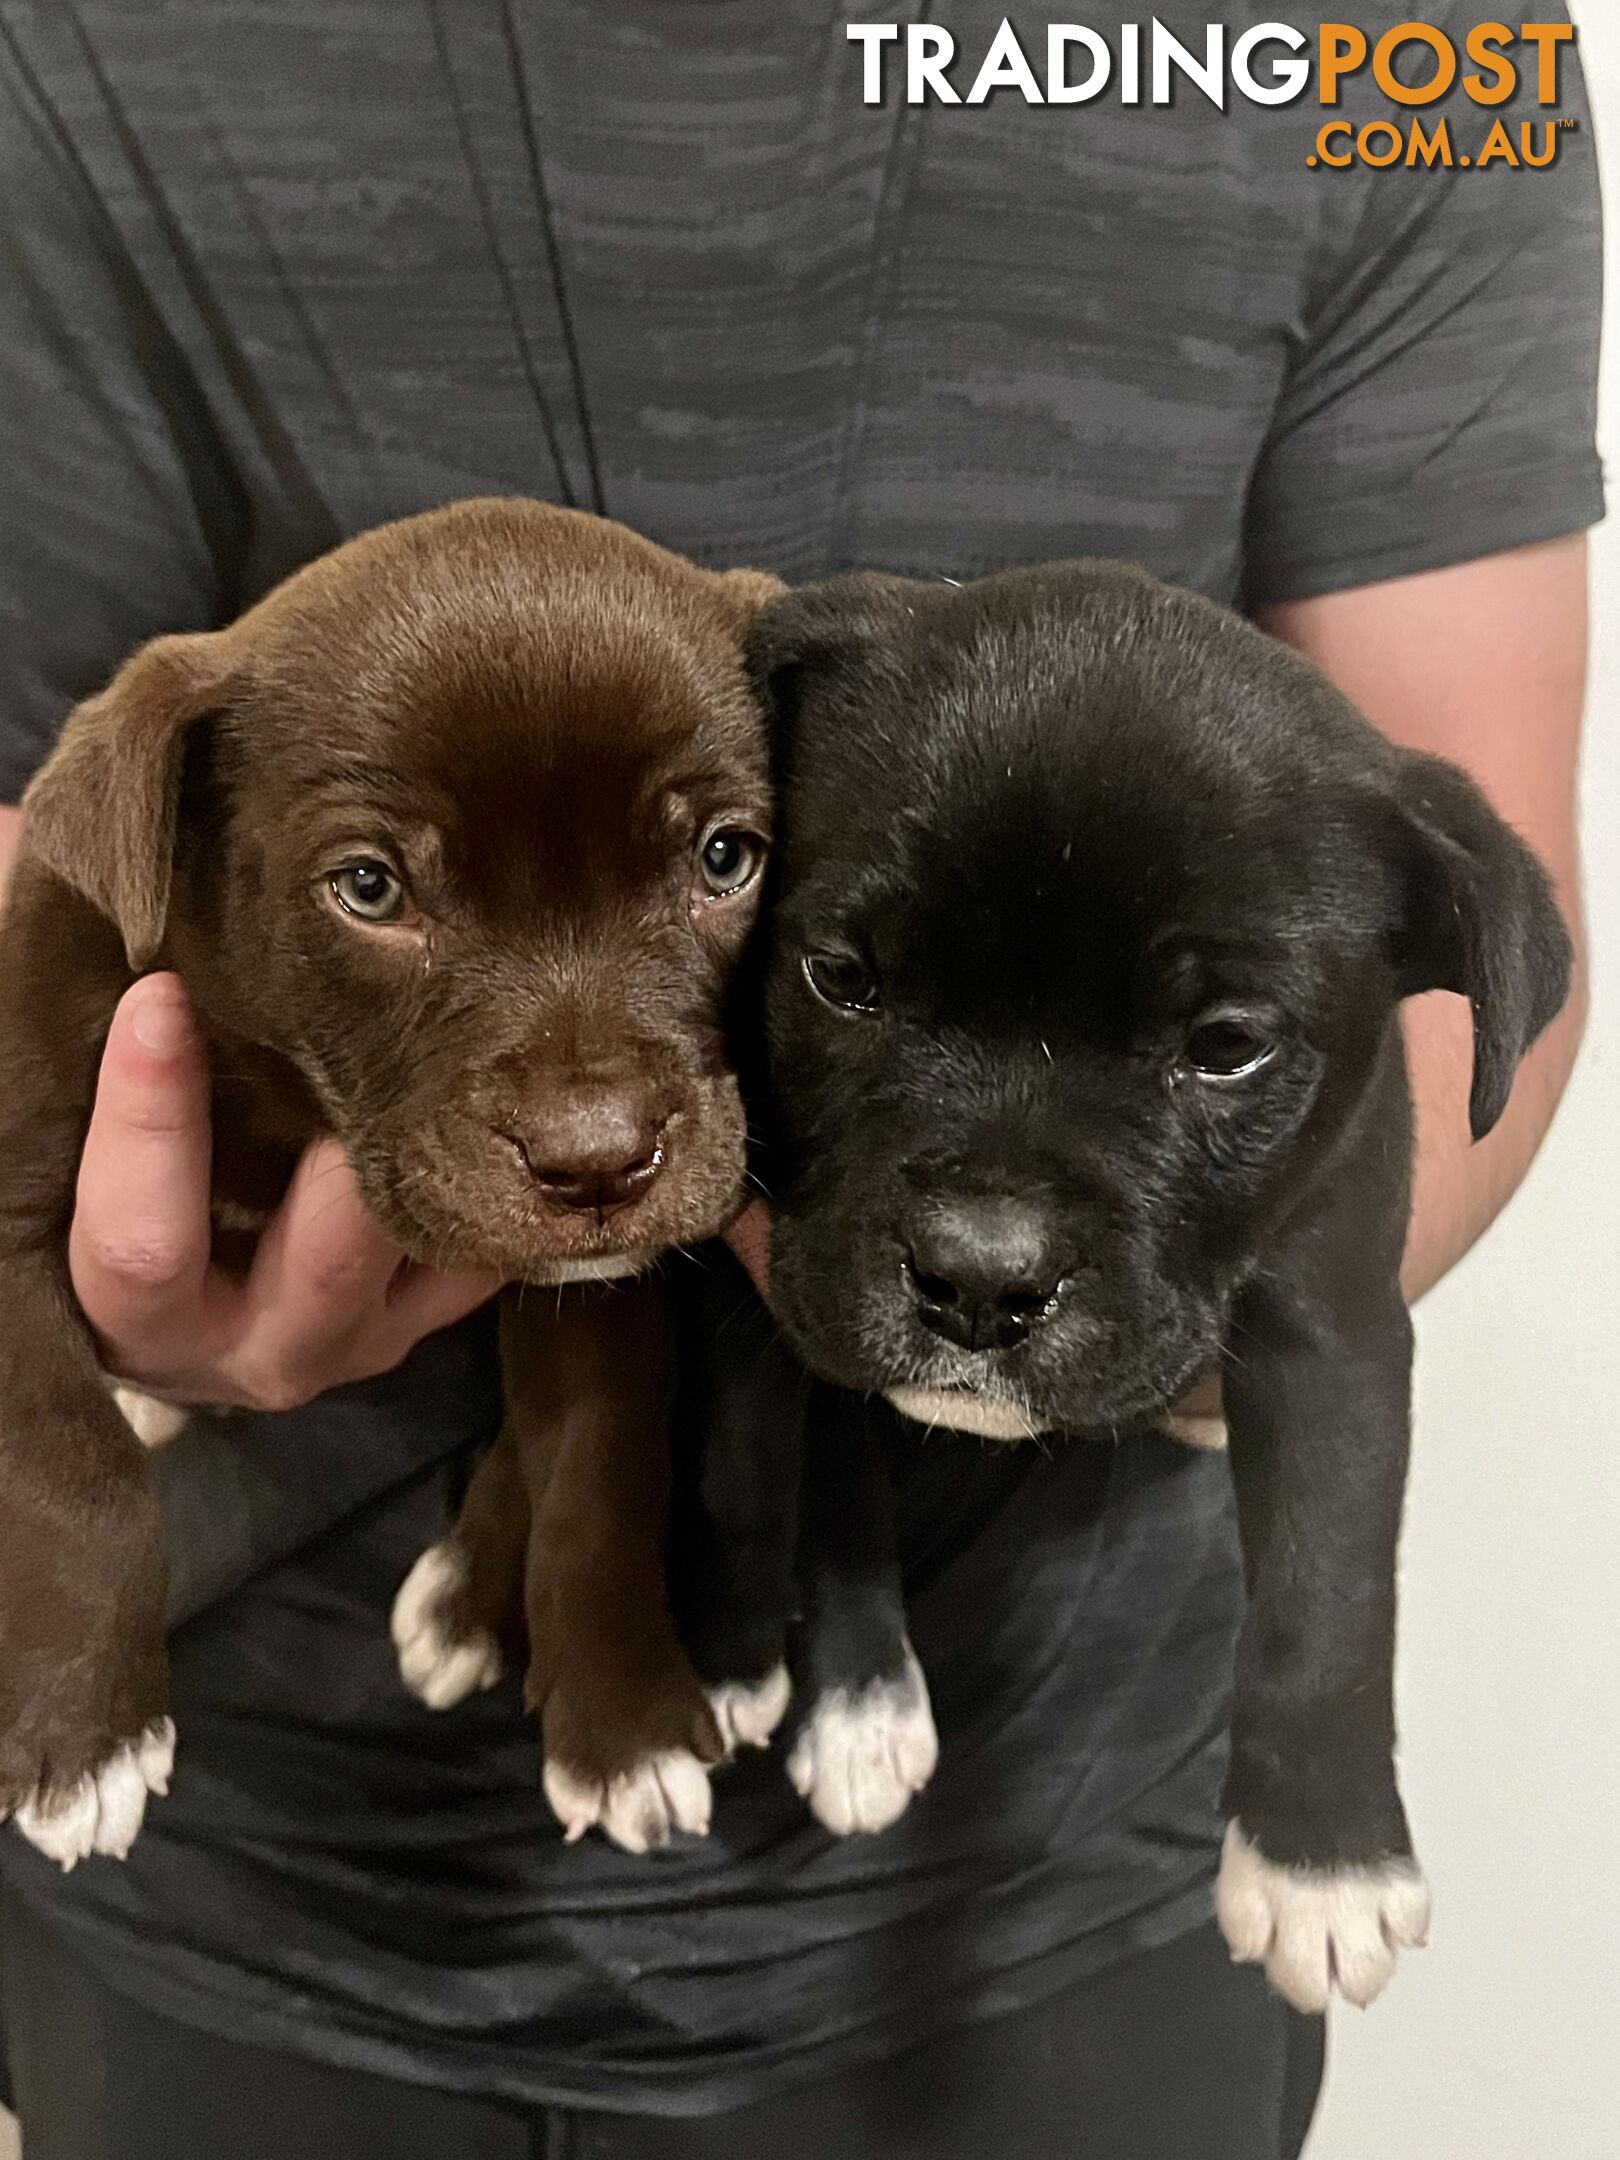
left=530, top=1253, right=643, bottom=1285
left=886, top=1384, right=1041, bottom=1442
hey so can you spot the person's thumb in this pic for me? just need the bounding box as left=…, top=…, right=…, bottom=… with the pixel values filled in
left=70, top=973, right=215, bottom=1338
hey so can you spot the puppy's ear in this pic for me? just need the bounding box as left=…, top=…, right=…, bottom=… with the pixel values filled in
left=745, top=573, right=921, bottom=714
left=1385, top=749, right=1572, bottom=1141
left=709, top=566, right=788, bottom=624
left=21, top=631, right=230, bottom=971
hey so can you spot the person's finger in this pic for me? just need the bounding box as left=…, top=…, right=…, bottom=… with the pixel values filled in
left=235, top=1139, right=406, bottom=1397
left=1172, top=1370, right=1224, bottom=1419
left=722, top=1199, right=771, bottom=1298
left=1162, top=1367, right=1227, bottom=1452
left=70, top=975, right=215, bottom=1356
left=365, top=1259, right=503, bottom=1373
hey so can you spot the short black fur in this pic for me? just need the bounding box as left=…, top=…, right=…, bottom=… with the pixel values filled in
left=741, top=559, right=1569, bottom=1924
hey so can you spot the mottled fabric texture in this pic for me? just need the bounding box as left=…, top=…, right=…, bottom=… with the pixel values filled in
left=0, top=0, right=1603, bottom=2117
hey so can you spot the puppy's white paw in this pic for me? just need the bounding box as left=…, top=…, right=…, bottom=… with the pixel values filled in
left=787, top=1645, right=939, bottom=1836
left=110, top=1382, right=192, bottom=1450
left=708, top=1663, right=792, bottom=1754
left=1216, top=1820, right=1431, bottom=2012
left=10, top=1719, right=176, bottom=1869
left=391, top=1542, right=503, bottom=1711
left=543, top=1751, right=713, bottom=1854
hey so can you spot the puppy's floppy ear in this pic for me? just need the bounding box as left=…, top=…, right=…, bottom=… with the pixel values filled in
left=709, top=566, right=788, bottom=624
left=1384, top=749, right=1572, bottom=1142
left=21, top=631, right=230, bottom=971
left=745, top=573, right=921, bottom=715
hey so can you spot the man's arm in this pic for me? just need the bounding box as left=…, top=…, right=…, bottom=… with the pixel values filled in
left=1259, top=535, right=1589, bottom=1300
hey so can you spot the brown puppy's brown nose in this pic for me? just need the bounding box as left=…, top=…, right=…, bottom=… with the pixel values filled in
left=532, top=1150, right=662, bottom=1216
left=507, top=1095, right=667, bottom=1218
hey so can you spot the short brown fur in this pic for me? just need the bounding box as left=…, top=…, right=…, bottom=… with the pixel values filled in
left=0, top=498, right=779, bottom=1833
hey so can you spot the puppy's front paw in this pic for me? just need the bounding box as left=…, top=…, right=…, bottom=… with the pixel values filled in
left=537, top=1644, right=724, bottom=1854
left=543, top=1751, right=713, bottom=1854
left=391, top=1541, right=504, bottom=1710
left=7, top=1719, right=175, bottom=1869
left=1216, top=1820, right=1431, bottom=2012
left=707, top=1663, right=792, bottom=1754
left=0, top=1497, right=172, bottom=1870
left=787, top=1644, right=939, bottom=1836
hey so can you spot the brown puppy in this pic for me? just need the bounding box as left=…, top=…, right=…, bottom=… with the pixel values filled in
left=0, top=498, right=778, bottom=1863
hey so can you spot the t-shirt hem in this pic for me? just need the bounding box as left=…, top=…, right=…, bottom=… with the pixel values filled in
left=1246, top=458, right=1606, bottom=606
left=4, top=1871, right=1218, bottom=2122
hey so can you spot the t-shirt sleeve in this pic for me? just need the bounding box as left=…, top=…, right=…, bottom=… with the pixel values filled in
left=0, top=33, right=233, bottom=802
left=0, top=43, right=471, bottom=1612
left=1244, top=19, right=1604, bottom=605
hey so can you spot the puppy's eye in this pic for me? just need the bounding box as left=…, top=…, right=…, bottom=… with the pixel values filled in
left=697, top=827, right=766, bottom=899
left=1182, top=1015, right=1279, bottom=1081
left=803, top=949, right=882, bottom=1015
left=329, top=860, right=407, bottom=923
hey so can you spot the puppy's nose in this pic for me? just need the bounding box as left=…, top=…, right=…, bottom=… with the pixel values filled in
left=531, top=1149, right=663, bottom=1217
left=508, top=1094, right=667, bottom=1219
left=905, top=1202, right=1068, bottom=1353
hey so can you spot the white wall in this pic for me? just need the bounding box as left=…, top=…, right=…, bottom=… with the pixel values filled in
left=1310, top=8, right=1620, bottom=2157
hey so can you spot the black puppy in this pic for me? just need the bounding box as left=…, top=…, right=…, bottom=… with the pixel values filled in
left=741, top=561, right=1569, bottom=2012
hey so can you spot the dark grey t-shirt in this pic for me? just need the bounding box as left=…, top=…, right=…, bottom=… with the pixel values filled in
left=0, top=0, right=1603, bottom=2116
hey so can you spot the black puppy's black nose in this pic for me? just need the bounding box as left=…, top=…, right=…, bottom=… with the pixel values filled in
left=904, top=1203, right=1068, bottom=1352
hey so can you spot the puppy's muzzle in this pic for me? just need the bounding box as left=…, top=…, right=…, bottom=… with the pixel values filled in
left=903, top=1197, right=1069, bottom=1353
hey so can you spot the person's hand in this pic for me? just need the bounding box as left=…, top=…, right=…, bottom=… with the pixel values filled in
left=723, top=1197, right=771, bottom=1298
left=70, top=973, right=501, bottom=1414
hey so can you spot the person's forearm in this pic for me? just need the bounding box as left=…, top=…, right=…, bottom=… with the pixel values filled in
left=1261, top=537, right=1589, bottom=1304
left=1400, top=939, right=1587, bottom=1300
left=0, top=802, right=19, bottom=894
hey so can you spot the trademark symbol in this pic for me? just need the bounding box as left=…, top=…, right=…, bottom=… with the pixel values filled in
left=1558, top=117, right=1579, bottom=130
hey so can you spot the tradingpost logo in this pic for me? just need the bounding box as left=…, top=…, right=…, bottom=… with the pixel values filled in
left=846, top=19, right=1581, bottom=170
